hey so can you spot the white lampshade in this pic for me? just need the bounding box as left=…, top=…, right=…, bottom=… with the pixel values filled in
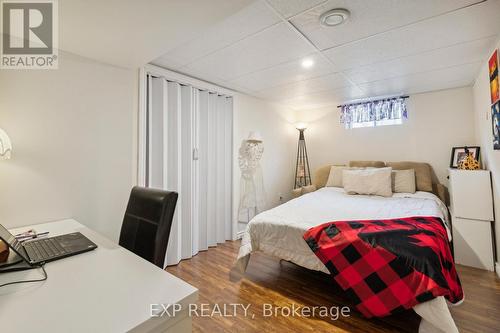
left=0, top=128, right=12, bottom=160
left=247, top=131, right=263, bottom=143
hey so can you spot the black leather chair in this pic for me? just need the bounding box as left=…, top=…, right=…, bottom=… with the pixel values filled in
left=119, top=186, right=178, bottom=269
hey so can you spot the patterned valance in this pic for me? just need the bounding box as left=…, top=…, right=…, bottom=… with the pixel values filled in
left=339, top=96, right=409, bottom=129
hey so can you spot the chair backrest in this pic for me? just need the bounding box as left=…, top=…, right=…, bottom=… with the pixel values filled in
left=119, top=186, right=178, bottom=269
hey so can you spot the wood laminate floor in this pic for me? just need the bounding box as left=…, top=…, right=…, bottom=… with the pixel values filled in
left=166, top=240, right=500, bottom=333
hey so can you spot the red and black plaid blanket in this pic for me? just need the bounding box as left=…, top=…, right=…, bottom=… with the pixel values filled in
left=303, top=216, right=463, bottom=318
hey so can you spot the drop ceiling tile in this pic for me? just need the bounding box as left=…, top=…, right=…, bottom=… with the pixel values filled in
left=152, top=1, right=281, bottom=69
left=280, top=85, right=365, bottom=110
left=266, top=0, right=327, bottom=18
left=323, top=0, right=500, bottom=70
left=223, top=81, right=256, bottom=94
left=255, top=72, right=352, bottom=100
left=173, top=65, right=229, bottom=88
left=228, top=53, right=336, bottom=91
left=181, top=22, right=316, bottom=81
left=357, top=62, right=481, bottom=97
left=344, top=36, right=496, bottom=84
left=291, top=0, right=481, bottom=50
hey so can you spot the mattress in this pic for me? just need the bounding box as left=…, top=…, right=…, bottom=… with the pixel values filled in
left=237, top=186, right=449, bottom=274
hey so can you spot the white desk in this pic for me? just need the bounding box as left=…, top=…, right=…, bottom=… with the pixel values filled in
left=0, top=219, right=197, bottom=333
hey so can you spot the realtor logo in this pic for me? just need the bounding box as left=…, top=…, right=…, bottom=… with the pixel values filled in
left=1, top=0, right=58, bottom=69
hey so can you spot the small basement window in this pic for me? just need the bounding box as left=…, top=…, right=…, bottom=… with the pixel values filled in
left=339, top=96, right=408, bottom=129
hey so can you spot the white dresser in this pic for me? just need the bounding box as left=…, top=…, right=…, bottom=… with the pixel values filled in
left=449, top=169, right=495, bottom=271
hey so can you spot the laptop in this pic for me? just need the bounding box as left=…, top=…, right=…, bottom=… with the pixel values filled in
left=0, top=224, right=97, bottom=265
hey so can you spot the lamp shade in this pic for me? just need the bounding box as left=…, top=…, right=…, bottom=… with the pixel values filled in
left=0, top=128, right=12, bottom=160
left=247, top=131, right=263, bottom=143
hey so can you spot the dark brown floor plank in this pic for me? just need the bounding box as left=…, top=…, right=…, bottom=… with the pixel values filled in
left=166, top=240, right=500, bottom=333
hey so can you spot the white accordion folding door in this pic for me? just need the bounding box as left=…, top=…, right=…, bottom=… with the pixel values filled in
left=143, top=74, right=233, bottom=266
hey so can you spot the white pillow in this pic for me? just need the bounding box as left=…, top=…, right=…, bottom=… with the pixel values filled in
left=325, top=166, right=367, bottom=187
left=325, top=166, right=346, bottom=187
left=343, top=167, right=393, bottom=197
left=392, top=169, right=416, bottom=193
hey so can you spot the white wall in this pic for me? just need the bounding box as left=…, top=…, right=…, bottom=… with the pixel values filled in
left=472, top=39, right=500, bottom=263
left=232, top=93, right=296, bottom=233
left=0, top=52, right=137, bottom=241
left=303, top=87, right=476, bottom=185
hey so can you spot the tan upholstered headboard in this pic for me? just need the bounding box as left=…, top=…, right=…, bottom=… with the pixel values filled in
left=349, top=161, right=386, bottom=168
left=313, top=161, right=449, bottom=205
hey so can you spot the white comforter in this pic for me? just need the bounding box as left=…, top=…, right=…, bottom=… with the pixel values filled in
left=235, top=187, right=458, bottom=333
left=237, top=187, right=449, bottom=274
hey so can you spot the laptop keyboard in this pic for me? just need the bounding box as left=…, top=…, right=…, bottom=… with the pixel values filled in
left=24, top=238, right=68, bottom=262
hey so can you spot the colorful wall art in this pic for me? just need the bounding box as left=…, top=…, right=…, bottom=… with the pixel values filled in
left=489, top=49, right=500, bottom=149
left=492, top=102, right=500, bottom=150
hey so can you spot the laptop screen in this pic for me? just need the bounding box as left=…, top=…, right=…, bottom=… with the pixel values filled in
left=0, top=224, right=30, bottom=262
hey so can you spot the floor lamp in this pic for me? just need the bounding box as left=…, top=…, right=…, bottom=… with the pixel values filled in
left=294, top=123, right=311, bottom=189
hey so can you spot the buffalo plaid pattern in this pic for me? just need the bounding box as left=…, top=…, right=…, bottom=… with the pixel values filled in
left=303, top=216, right=463, bottom=318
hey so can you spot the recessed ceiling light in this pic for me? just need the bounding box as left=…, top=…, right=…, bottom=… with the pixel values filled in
left=301, top=58, right=314, bottom=68
left=319, top=8, right=350, bottom=27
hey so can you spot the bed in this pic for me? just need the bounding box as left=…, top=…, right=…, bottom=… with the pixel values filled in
left=234, top=162, right=461, bottom=333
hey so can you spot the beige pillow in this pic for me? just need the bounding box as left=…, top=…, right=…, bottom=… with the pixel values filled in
left=325, top=166, right=370, bottom=187
left=325, top=166, right=346, bottom=187
left=313, top=165, right=345, bottom=189
left=392, top=169, right=416, bottom=193
left=386, top=162, right=433, bottom=192
left=343, top=167, right=393, bottom=197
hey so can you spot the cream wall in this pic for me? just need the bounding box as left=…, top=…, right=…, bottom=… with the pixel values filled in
left=472, top=39, right=500, bottom=264
left=304, top=87, right=476, bottom=185
left=0, top=52, right=136, bottom=241
left=232, top=93, right=296, bottom=233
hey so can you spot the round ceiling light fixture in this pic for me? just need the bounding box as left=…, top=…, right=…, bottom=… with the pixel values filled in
left=319, top=8, right=350, bottom=27
left=301, top=58, right=314, bottom=68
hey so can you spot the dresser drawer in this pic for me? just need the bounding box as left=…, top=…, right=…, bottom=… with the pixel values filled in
left=451, top=217, right=494, bottom=271
left=449, top=169, right=493, bottom=221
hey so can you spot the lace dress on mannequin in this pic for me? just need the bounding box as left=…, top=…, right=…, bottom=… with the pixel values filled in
left=238, top=139, right=266, bottom=223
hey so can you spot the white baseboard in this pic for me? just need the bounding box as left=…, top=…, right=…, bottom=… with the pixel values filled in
left=236, top=230, right=245, bottom=240
left=496, top=262, right=500, bottom=279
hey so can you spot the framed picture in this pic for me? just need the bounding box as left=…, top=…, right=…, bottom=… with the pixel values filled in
left=450, top=146, right=480, bottom=168
left=492, top=102, right=500, bottom=150
left=489, top=49, right=499, bottom=104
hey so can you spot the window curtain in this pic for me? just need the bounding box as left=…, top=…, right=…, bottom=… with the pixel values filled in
left=340, top=97, right=408, bottom=129
left=145, top=75, right=233, bottom=266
